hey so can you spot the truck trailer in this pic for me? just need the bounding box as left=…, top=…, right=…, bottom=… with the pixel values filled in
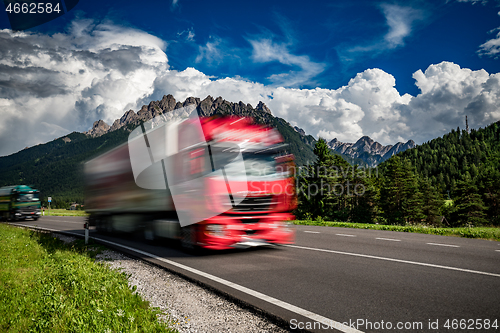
left=0, top=185, right=42, bottom=221
left=85, top=115, right=296, bottom=250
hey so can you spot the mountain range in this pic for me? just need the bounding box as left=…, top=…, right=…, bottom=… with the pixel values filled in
left=84, top=94, right=273, bottom=138
left=327, top=136, right=416, bottom=167
left=86, top=94, right=416, bottom=167
left=0, top=94, right=417, bottom=204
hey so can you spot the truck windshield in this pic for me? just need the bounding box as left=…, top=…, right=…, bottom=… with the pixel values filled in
left=221, top=152, right=289, bottom=181
left=17, top=193, right=40, bottom=202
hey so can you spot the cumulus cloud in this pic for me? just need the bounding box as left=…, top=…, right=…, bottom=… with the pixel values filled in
left=1, top=19, right=500, bottom=158
left=0, top=19, right=168, bottom=156
left=148, top=61, right=500, bottom=146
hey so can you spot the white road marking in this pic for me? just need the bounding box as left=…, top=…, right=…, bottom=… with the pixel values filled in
left=41, top=219, right=84, bottom=224
left=336, top=234, right=356, bottom=237
left=304, top=231, right=320, bottom=234
left=495, top=250, right=500, bottom=252
left=14, top=219, right=83, bottom=225
left=376, top=237, right=401, bottom=242
left=11, top=223, right=364, bottom=333
left=284, top=244, right=500, bottom=278
left=426, top=243, right=460, bottom=248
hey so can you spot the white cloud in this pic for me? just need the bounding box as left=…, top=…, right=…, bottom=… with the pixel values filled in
left=177, top=28, right=195, bottom=42
left=381, top=4, right=418, bottom=48
left=248, top=38, right=325, bottom=87
left=195, top=36, right=224, bottom=65
left=1, top=19, right=500, bottom=158
left=0, top=20, right=168, bottom=156
left=149, top=61, right=499, bottom=147
left=478, top=27, right=500, bottom=58
left=341, top=4, right=423, bottom=62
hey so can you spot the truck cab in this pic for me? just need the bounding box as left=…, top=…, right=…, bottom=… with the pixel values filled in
left=0, top=185, right=42, bottom=221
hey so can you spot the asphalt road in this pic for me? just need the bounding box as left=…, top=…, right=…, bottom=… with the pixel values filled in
left=10, top=217, right=500, bottom=333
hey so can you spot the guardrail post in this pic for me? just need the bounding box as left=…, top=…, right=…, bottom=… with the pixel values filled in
left=84, top=222, right=89, bottom=244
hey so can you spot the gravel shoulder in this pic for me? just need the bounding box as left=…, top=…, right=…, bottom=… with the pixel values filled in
left=55, top=233, right=289, bottom=333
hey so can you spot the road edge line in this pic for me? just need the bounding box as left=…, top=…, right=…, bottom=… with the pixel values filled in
left=7, top=223, right=364, bottom=333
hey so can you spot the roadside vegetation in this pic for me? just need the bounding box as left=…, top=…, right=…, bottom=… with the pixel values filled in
left=295, top=122, right=500, bottom=229
left=42, top=208, right=88, bottom=217
left=0, top=224, right=176, bottom=332
left=294, top=219, right=500, bottom=241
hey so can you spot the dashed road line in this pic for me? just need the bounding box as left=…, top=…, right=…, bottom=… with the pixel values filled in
left=336, top=234, right=356, bottom=237
left=376, top=237, right=401, bottom=242
left=284, top=244, right=500, bottom=278
left=427, top=243, right=460, bottom=248
left=303, top=231, right=320, bottom=234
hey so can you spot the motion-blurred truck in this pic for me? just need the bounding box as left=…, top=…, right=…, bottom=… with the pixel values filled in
left=0, top=185, right=41, bottom=221
left=85, top=115, right=296, bottom=250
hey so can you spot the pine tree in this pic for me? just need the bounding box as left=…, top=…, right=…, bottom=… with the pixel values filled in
left=419, top=177, right=444, bottom=225
left=478, top=166, right=500, bottom=225
left=380, top=156, right=406, bottom=224
left=452, top=177, right=488, bottom=226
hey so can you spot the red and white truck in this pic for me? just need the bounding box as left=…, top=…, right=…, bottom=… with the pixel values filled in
left=85, top=114, right=296, bottom=250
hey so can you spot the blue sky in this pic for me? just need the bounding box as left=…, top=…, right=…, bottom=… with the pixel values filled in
left=1, top=0, right=500, bottom=156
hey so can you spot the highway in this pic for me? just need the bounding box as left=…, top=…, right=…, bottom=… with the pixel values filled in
left=11, top=217, right=500, bottom=333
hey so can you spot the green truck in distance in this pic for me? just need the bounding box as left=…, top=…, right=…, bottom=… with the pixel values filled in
left=0, top=185, right=41, bottom=221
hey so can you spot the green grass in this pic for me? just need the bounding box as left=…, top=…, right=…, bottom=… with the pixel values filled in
left=0, top=224, right=177, bottom=332
left=43, top=209, right=88, bottom=217
left=293, top=220, right=500, bottom=241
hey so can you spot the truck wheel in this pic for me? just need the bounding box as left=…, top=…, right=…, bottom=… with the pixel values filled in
left=181, top=225, right=200, bottom=254
left=105, top=217, right=114, bottom=234
left=144, top=223, right=156, bottom=243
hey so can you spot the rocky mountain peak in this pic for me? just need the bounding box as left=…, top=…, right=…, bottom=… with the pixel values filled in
left=85, top=120, right=110, bottom=137
left=256, top=101, right=271, bottom=114
left=84, top=95, right=275, bottom=138
left=327, top=135, right=416, bottom=166
left=294, top=126, right=306, bottom=136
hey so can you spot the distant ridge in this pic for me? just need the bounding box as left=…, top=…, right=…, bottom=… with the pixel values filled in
left=291, top=125, right=416, bottom=167
left=327, top=136, right=416, bottom=167
left=85, top=94, right=416, bottom=167
left=85, top=94, right=272, bottom=138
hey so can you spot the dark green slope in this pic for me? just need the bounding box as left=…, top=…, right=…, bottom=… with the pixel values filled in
left=0, top=127, right=133, bottom=205
left=395, top=121, right=500, bottom=194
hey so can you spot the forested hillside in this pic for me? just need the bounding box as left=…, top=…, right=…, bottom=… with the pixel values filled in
left=296, top=122, right=500, bottom=227
left=397, top=121, right=500, bottom=195
left=0, top=126, right=133, bottom=207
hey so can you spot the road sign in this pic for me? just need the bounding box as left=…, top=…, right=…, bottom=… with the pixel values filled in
left=48, top=197, right=52, bottom=202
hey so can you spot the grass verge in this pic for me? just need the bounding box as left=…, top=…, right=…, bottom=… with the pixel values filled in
left=293, top=220, right=500, bottom=241
left=0, top=224, right=176, bottom=332
left=43, top=209, right=88, bottom=217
